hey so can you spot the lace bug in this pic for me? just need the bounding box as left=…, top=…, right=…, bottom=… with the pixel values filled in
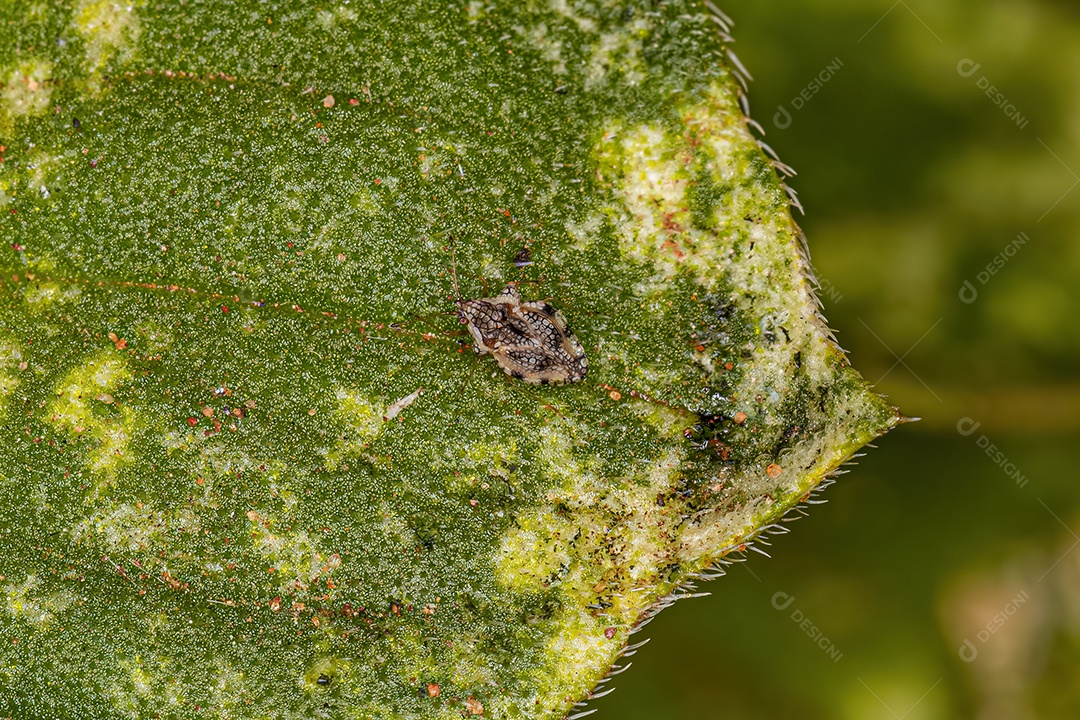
left=449, top=239, right=587, bottom=385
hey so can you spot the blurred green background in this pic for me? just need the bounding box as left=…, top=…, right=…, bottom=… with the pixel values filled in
left=596, top=2, right=1080, bottom=719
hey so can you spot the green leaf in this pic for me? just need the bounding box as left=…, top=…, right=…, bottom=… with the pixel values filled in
left=0, top=1, right=899, bottom=718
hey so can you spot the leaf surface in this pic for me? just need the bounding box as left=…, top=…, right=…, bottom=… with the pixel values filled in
left=0, top=2, right=899, bottom=718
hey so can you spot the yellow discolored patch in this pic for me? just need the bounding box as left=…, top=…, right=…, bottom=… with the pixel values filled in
left=449, top=438, right=521, bottom=494
left=525, top=23, right=567, bottom=76
left=630, top=398, right=696, bottom=440
left=584, top=19, right=651, bottom=90
left=47, top=353, right=138, bottom=484
left=109, top=654, right=183, bottom=715
left=73, top=501, right=201, bottom=557
left=73, top=0, right=142, bottom=78
left=0, top=338, right=21, bottom=419
left=598, top=122, right=694, bottom=284
left=0, top=371, right=16, bottom=414
left=1, top=60, right=53, bottom=133
left=548, top=0, right=598, bottom=33
left=319, top=388, right=385, bottom=470
left=246, top=508, right=340, bottom=596
left=539, top=608, right=613, bottom=703
left=494, top=505, right=572, bottom=591
left=564, top=211, right=604, bottom=251
left=350, top=187, right=381, bottom=215
left=465, top=0, right=486, bottom=21
left=207, top=661, right=248, bottom=711
left=533, top=421, right=596, bottom=487
left=23, top=281, right=82, bottom=312
left=495, top=419, right=691, bottom=714
left=5, top=575, right=75, bottom=628
left=595, top=84, right=759, bottom=293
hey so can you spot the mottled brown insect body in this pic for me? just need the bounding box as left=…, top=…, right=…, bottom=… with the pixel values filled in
left=456, top=283, right=587, bottom=385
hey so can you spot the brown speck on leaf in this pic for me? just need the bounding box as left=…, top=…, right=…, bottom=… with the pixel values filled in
left=308, top=408, right=317, bottom=416
left=107, top=332, right=128, bottom=350
left=709, top=440, right=732, bottom=460
left=608, top=390, right=621, bottom=401
left=604, top=627, right=617, bottom=639
left=426, top=683, right=440, bottom=697
left=17, top=361, right=27, bottom=371
left=733, top=411, right=747, bottom=424
left=201, top=406, right=214, bottom=418
left=336, top=253, right=346, bottom=263
left=95, top=393, right=114, bottom=404
left=465, top=696, right=483, bottom=715
left=323, top=95, right=335, bottom=108
left=767, top=463, right=783, bottom=478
